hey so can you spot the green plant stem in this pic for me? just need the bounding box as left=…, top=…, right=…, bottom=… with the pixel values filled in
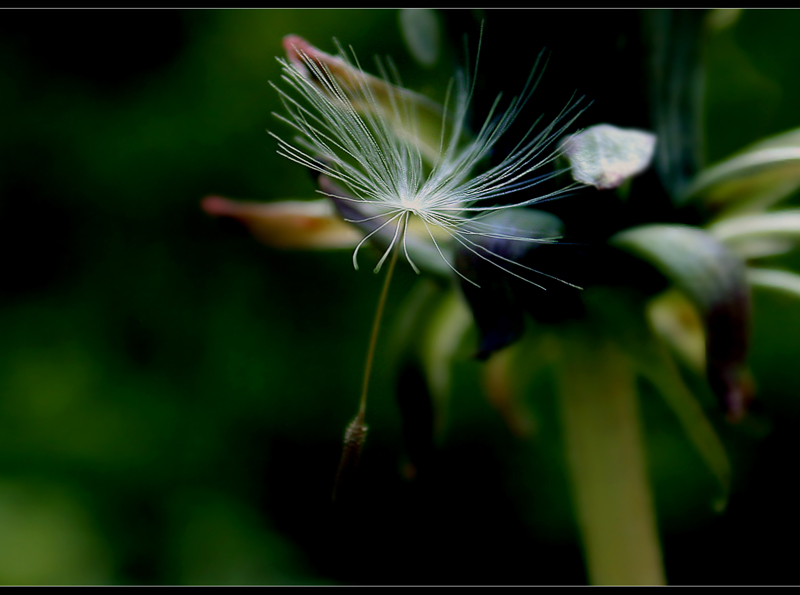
left=556, top=329, right=665, bottom=585
left=332, top=245, right=401, bottom=502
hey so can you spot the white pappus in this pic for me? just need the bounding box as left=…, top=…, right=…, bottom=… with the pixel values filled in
left=269, top=32, right=587, bottom=290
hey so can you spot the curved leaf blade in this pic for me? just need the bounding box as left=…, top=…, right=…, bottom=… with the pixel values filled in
left=747, top=267, right=800, bottom=299
left=685, top=127, right=800, bottom=214
left=611, top=224, right=753, bottom=420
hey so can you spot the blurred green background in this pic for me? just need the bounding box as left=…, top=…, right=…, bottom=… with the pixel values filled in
left=1, top=9, right=800, bottom=585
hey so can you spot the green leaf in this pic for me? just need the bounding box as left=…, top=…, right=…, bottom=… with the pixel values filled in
left=480, top=338, right=542, bottom=439
left=644, top=9, right=707, bottom=203
left=419, top=288, right=473, bottom=437
left=560, top=124, right=657, bottom=190
left=747, top=267, right=800, bottom=299
left=709, top=210, right=800, bottom=258
left=647, top=289, right=705, bottom=372
left=633, top=316, right=732, bottom=510
left=611, top=224, right=752, bottom=421
left=582, top=287, right=731, bottom=510
left=611, top=225, right=747, bottom=313
left=398, top=9, right=441, bottom=67
left=391, top=280, right=445, bottom=472
left=685, top=128, right=800, bottom=214
left=705, top=8, right=742, bottom=31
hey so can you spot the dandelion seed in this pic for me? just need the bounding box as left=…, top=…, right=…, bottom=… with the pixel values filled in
left=269, top=33, right=587, bottom=288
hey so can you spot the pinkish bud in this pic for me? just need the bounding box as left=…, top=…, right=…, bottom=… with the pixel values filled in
left=201, top=195, right=362, bottom=250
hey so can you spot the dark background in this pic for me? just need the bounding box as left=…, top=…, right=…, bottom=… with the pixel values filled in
left=1, top=9, right=799, bottom=585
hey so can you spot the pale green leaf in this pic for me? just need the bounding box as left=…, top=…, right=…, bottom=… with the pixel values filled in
left=709, top=210, right=800, bottom=240
left=632, top=329, right=732, bottom=510
left=419, top=288, right=473, bottom=436
left=399, top=9, right=440, bottom=67
left=684, top=127, right=800, bottom=214
left=611, top=224, right=751, bottom=421
left=747, top=268, right=800, bottom=299
left=709, top=210, right=800, bottom=258
left=705, top=8, right=742, bottom=31
left=611, top=224, right=747, bottom=313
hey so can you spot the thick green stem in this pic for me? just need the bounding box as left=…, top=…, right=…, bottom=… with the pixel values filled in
left=556, top=330, right=665, bottom=585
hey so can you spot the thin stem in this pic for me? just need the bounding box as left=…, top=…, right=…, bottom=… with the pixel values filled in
left=357, top=241, right=401, bottom=422
left=332, top=240, right=401, bottom=502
